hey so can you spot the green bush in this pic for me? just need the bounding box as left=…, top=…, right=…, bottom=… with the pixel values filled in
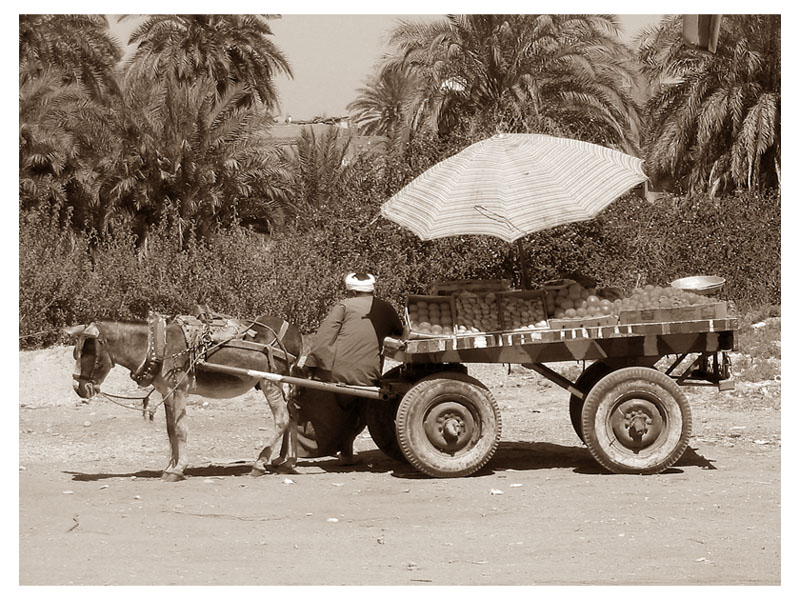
left=19, top=209, right=92, bottom=347
left=19, top=175, right=780, bottom=349
left=587, top=190, right=781, bottom=310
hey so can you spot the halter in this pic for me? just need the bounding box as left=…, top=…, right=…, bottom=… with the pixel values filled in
left=72, top=323, right=116, bottom=386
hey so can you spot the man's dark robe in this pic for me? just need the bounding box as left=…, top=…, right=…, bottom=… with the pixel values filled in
left=293, top=295, right=404, bottom=457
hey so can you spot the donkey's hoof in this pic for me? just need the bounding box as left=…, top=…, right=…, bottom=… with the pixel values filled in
left=249, top=466, right=267, bottom=477
left=268, top=461, right=299, bottom=475
left=161, top=471, right=186, bottom=482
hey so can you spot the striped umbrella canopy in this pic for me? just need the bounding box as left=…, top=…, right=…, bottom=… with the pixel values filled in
left=381, top=133, right=647, bottom=243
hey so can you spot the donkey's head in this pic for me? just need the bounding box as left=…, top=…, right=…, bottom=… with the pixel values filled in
left=64, top=323, right=115, bottom=399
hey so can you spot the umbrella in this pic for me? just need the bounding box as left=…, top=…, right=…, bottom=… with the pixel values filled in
left=381, top=133, right=647, bottom=243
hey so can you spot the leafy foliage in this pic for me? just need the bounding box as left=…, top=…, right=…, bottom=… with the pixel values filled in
left=347, top=62, right=420, bottom=140
left=19, top=14, right=122, bottom=100
left=113, top=76, right=295, bottom=245
left=379, top=14, right=644, bottom=151
left=125, top=14, right=292, bottom=110
left=285, top=125, right=357, bottom=225
left=18, top=14, right=781, bottom=354
left=637, top=15, right=780, bottom=194
left=21, top=169, right=781, bottom=349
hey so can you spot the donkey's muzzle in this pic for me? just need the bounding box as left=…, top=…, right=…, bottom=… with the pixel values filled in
left=72, top=376, right=98, bottom=399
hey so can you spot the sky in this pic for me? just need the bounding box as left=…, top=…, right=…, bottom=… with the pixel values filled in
left=106, top=12, right=662, bottom=121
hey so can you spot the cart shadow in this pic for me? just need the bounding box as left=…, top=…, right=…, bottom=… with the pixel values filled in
left=65, top=445, right=716, bottom=481
left=390, top=442, right=718, bottom=479
left=486, top=442, right=716, bottom=475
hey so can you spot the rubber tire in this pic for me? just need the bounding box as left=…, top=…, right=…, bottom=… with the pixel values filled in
left=581, top=367, right=692, bottom=474
left=365, top=396, right=406, bottom=463
left=569, top=362, right=614, bottom=443
left=367, top=365, right=469, bottom=463
left=395, top=372, right=502, bottom=478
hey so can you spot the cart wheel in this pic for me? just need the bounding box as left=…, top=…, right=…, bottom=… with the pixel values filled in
left=569, top=362, right=614, bottom=443
left=365, top=397, right=406, bottom=463
left=581, top=367, right=692, bottom=474
left=395, top=372, right=501, bottom=478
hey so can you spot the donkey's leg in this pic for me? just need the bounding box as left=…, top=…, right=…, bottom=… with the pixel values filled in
left=162, top=389, right=189, bottom=482
left=251, top=381, right=293, bottom=476
left=162, top=395, right=180, bottom=476
left=274, top=388, right=299, bottom=471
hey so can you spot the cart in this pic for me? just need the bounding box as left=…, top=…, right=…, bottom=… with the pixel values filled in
left=201, top=312, right=737, bottom=478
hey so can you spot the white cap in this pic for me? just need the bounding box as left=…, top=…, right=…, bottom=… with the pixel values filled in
left=344, top=272, right=376, bottom=292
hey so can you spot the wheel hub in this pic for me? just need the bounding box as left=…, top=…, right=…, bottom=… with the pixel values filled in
left=611, top=397, right=665, bottom=450
left=424, top=401, right=476, bottom=453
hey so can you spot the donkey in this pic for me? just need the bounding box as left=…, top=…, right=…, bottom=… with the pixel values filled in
left=65, top=314, right=303, bottom=482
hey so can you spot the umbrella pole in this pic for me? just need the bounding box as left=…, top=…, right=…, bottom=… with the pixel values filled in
left=516, top=238, right=531, bottom=290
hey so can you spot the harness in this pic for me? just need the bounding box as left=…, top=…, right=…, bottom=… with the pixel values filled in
left=131, top=313, right=167, bottom=387
left=174, top=312, right=296, bottom=377
left=73, top=311, right=299, bottom=420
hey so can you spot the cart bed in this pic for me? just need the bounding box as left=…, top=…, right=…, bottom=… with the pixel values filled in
left=389, top=317, right=737, bottom=364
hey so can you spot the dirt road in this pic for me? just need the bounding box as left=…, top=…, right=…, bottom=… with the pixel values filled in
left=19, top=347, right=781, bottom=585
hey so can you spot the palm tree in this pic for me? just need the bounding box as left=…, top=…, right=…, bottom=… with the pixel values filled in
left=284, top=125, right=361, bottom=227
left=124, top=14, right=293, bottom=111
left=19, top=64, right=125, bottom=237
left=637, top=15, right=780, bottom=194
left=347, top=62, right=419, bottom=140
left=384, top=14, right=643, bottom=152
left=111, top=75, right=294, bottom=245
left=19, top=14, right=130, bottom=239
left=19, top=14, right=122, bottom=101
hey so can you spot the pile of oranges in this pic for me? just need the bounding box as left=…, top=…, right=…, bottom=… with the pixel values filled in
left=455, top=292, right=501, bottom=334
left=546, top=282, right=621, bottom=320
left=619, top=285, right=713, bottom=311
left=407, top=298, right=454, bottom=335
left=501, top=294, right=549, bottom=330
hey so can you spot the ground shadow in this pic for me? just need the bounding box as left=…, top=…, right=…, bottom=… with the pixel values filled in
left=65, top=450, right=401, bottom=482
left=66, top=444, right=717, bottom=481
left=391, top=441, right=719, bottom=479
left=66, top=462, right=255, bottom=481
left=675, top=446, right=718, bottom=470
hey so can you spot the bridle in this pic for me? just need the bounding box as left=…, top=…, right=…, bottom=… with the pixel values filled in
left=71, top=322, right=159, bottom=417
left=72, top=323, right=116, bottom=387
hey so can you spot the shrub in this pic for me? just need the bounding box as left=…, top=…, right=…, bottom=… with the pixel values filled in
left=18, top=158, right=780, bottom=349
left=19, top=209, right=94, bottom=347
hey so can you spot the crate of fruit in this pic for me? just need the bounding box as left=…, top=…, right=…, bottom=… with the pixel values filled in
left=616, top=286, right=728, bottom=325
left=498, top=290, right=550, bottom=331
left=405, top=295, right=456, bottom=338
left=453, top=291, right=502, bottom=335
left=549, top=315, right=618, bottom=330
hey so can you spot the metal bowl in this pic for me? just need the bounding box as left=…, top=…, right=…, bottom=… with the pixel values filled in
left=670, top=275, right=726, bottom=295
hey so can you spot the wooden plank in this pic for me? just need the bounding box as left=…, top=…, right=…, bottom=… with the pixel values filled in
left=397, top=318, right=739, bottom=362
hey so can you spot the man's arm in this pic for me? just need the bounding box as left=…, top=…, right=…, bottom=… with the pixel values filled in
left=305, top=302, right=346, bottom=371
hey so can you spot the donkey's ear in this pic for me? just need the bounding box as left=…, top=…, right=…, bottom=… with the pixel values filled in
left=63, top=325, right=87, bottom=338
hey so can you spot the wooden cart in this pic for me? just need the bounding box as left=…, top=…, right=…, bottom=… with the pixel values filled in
left=365, top=315, right=737, bottom=478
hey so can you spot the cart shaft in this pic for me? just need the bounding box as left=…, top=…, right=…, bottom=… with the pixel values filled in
left=198, top=362, right=383, bottom=399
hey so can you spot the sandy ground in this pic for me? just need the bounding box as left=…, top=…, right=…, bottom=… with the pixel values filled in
left=19, top=346, right=781, bottom=585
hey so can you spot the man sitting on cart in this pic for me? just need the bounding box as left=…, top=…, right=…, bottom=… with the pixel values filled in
left=291, top=272, right=405, bottom=466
